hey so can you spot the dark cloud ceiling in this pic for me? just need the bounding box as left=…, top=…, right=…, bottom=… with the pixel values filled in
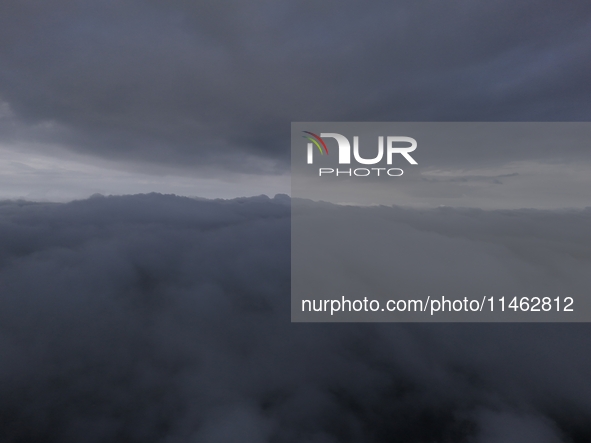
left=0, top=1, right=590, bottom=173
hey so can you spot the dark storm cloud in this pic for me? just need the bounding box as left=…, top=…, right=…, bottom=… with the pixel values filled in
left=0, top=1, right=590, bottom=172
left=1, top=194, right=590, bottom=442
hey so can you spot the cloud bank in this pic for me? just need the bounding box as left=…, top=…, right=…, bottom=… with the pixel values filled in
left=0, top=194, right=590, bottom=442
left=1, top=1, right=590, bottom=172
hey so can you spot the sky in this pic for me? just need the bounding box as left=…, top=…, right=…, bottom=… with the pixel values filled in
left=291, top=122, right=591, bottom=209
left=1, top=2, right=591, bottom=442
left=0, top=1, right=590, bottom=202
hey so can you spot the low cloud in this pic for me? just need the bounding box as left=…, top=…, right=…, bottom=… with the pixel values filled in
left=0, top=194, right=590, bottom=442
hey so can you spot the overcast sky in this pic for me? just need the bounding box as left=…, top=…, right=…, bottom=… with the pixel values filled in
left=1, top=3, right=591, bottom=442
left=0, top=1, right=590, bottom=202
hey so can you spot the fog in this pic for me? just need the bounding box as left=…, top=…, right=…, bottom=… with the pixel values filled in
left=0, top=194, right=589, bottom=442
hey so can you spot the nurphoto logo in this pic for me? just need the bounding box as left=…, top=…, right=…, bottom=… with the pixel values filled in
left=303, top=131, right=418, bottom=177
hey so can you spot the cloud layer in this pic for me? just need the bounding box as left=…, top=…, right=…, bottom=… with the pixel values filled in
left=1, top=1, right=590, bottom=172
left=1, top=194, right=590, bottom=442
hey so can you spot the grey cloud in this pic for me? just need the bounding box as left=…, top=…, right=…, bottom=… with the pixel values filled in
left=421, top=172, right=519, bottom=184
left=0, top=194, right=590, bottom=442
left=0, top=1, right=590, bottom=173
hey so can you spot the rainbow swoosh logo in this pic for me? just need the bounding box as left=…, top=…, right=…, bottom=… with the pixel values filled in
left=302, top=131, right=328, bottom=155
